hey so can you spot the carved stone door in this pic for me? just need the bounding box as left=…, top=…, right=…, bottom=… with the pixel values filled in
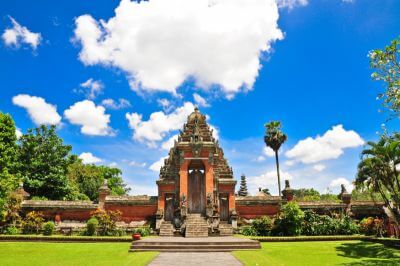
left=164, top=193, right=175, bottom=221
left=219, top=193, right=229, bottom=221
left=188, top=169, right=205, bottom=214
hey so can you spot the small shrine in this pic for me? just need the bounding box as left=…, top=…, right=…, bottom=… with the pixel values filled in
left=156, top=107, right=237, bottom=237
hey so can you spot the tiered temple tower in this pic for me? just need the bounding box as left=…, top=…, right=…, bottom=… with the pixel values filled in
left=156, top=107, right=237, bottom=236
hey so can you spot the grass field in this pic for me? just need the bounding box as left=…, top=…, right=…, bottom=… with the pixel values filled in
left=233, top=240, right=400, bottom=266
left=0, top=242, right=158, bottom=266
left=1, top=240, right=400, bottom=265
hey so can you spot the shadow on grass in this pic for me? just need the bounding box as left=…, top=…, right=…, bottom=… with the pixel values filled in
left=336, top=241, right=400, bottom=265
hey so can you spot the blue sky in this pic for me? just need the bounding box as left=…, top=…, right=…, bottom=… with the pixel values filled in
left=1, top=0, right=399, bottom=196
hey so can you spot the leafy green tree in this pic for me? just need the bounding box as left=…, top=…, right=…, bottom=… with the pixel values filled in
left=273, top=201, right=304, bottom=236
left=0, top=112, right=20, bottom=220
left=293, top=188, right=321, bottom=201
left=264, top=121, right=287, bottom=196
left=18, top=125, right=75, bottom=200
left=67, top=162, right=130, bottom=201
left=356, top=133, right=400, bottom=225
left=369, top=38, right=400, bottom=118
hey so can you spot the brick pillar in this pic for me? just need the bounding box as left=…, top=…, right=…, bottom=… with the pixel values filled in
left=98, top=179, right=110, bottom=210
left=179, top=161, right=189, bottom=203
left=203, top=159, right=214, bottom=196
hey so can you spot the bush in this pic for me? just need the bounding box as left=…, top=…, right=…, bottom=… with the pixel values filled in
left=86, top=217, right=99, bottom=236
left=42, top=221, right=55, bottom=236
left=90, top=209, right=121, bottom=236
left=302, top=211, right=359, bottom=236
left=21, top=211, right=44, bottom=234
left=133, top=226, right=151, bottom=237
left=252, top=216, right=273, bottom=236
left=360, top=217, right=385, bottom=236
left=241, top=225, right=257, bottom=236
left=273, top=202, right=304, bottom=236
left=4, top=226, right=20, bottom=235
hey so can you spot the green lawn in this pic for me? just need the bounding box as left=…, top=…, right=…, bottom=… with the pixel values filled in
left=0, top=242, right=158, bottom=266
left=233, top=241, right=400, bottom=266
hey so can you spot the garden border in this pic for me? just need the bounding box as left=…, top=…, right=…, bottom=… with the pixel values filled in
left=0, top=235, right=132, bottom=242
left=248, top=235, right=373, bottom=242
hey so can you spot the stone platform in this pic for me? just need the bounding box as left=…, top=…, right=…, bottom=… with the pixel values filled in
left=129, top=236, right=261, bottom=252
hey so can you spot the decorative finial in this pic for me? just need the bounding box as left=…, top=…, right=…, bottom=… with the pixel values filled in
left=194, top=106, right=199, bottom=112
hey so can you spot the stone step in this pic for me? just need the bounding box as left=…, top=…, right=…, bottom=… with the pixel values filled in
left=131, top=245, right=260, bottom=250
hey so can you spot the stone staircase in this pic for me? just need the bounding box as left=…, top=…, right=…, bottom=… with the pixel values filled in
left=185, top=214, right=208, bottom=237
left=159, top=221, right=174, bottom=237
left=219, top=222, right=233, bottom=236
left=130, top=236, right=261, bottom=252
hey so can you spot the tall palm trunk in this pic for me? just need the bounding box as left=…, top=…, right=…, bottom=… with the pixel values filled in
left=275, top=150, right=282, bottom=197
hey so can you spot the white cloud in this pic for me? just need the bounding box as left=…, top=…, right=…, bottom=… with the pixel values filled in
left=126, top=102, right=194, bottom=146
left=342, top=0, right=354, bottom=3
left=276, top=0, right=308, bottom=9
left=12, top=94, right=62, bottom=125
left=101, top=98, right=131, bottom=110
left=285, top=125, right=364, bottom=164
left=2, top=16, right=41, bottom=50
left=161, top=134, right=179, bottom=151
left=79, top=152, right=103, bottom=164
left=149, top=156, right=168, bottom=172
left=129, top=161, right=146, bottom=167
left=248, top=170, right=293, bottom=195
left=80, top=78, right=104, bottom=99
left=73, top=0, right=283, bottom=98
left=64, top=100, right=114, bottom=136
left=263, top=146, right=275, bottom=157
left=109, top=162, right=118, bottom=167
left=193, top=93, right=210, bottom=107
left=329, top=177, right=354, bottom=192
left=285, top=160, right=295, bottom=166
left=313, top=164, right=326, bottom=172
left=15, top=128, right=22, bottom=139
left=256, top=155, right=266, bottom=162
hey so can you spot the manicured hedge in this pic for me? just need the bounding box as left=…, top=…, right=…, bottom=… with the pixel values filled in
left=249, top=235, right=373, bottom=242
left=0, top=235, right=132, bottom=242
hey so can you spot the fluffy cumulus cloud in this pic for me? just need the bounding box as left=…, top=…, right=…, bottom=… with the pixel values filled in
left=313, top=164, right=326, bottom=172
left=285, top=125, right=364, bottom=164
left=79, top=152, right=103, bottom=164
left=149, top=156, right=168, bottom=172
left=193, top=93, right=210, bottom=107
left=276, top=0, right=308, bottom=9
left=129, top=161, right=146, bottom=167
left=247, top=170, right=293, bottom=194
left=73, top=0, right=283, bottom=98
left=161, top=134, right=179, bottom=151
left=12, top=94, right=62, bottom=125
left=126, top=102, right=195, bottom=146
left=64, top=100, right=114, bottom=136
left=329, top=177, right=354, bottom=192
left=264, top=146, right=275, bottom=157
left=2, top=16, right=41, bottom=50
left=101, top=98, right=131, bottom=110
left=79, top=78, right=104, bottom=99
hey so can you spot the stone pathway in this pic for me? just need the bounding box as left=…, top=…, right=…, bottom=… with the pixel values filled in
left=148, top=252, right=243, bottom=266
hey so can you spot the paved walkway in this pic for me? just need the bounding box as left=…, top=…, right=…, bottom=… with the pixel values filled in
left=148, top=252, right=243, bottom=266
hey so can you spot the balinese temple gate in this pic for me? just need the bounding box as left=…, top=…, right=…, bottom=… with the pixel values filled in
left=156, top=107, right=237, bottom=237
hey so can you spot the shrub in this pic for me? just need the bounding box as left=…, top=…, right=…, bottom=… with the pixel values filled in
left=4, top=226, right=20, bottom=235
left=251, top=216, right=273, bottom=236
left=90, top=209, right=121, bottom=236
left=133, top=226, right=151, bottom=237
left=21, top=211, right=44, bottom=234
left=302, top=211, right=359, bottom=236
left=86, top=217, right=99, bottom=236
left=273, top=202, right=304, bottom=236
left=42, top=221, right=56, bottom=236
left=241, top=225, right=257, bottom=236
left=360, top=217, right=385, bottom=236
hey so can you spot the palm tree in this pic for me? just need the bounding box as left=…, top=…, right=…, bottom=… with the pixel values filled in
left=356, top=134, right=400, bottom=230
left=264, top=121, right=287, bottom=197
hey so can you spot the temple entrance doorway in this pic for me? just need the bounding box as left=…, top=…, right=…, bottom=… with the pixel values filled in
left=188, top=160, right=206, bottom=215
left=164, top=193, right=175, bottom=221
left=219, top=193, right=229, bottom=221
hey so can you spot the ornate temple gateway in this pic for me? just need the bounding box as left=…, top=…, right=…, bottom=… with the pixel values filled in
left=17, top=107, right=385, bottom=237
left=156, top=107, right=237, bottom=237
